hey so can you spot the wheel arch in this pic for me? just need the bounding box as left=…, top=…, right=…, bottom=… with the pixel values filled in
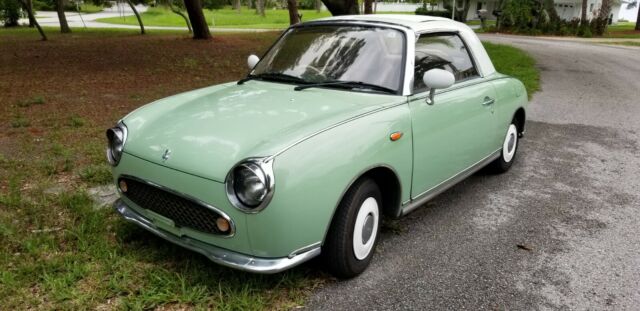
left=321, top=165, right=404, bottom=245
left=512, top=107, right=526, bottom=136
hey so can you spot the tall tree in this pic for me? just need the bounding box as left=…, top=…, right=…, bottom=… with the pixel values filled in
left=26, top=0, right=36, bottom=27
left=167, top=0, right=192, bottom=33
left=321, top=0, right=359, bottom=15
left=636, top=4, right=640, bottom=30
left=233, top=0, right=241, bottom=11
left=580, top=0, right=588, bottom=26
left=364, top=0, right=372, bottom=14
left=287, top=0, right=300, bottom=24
left=125, top=0, right=145, bottom=34
left=461, top=0, right=471, bottom=22
left=315, top=0, right=321, bottom=12
left=256, top=0, right=265, bottom=16
left=56, top=0, right=71, bottom=33
left=184, top=0, right=211, bottom=39
left=18, top=0, right=46, bottom=40
left=595, top=0, right=613, bottom=34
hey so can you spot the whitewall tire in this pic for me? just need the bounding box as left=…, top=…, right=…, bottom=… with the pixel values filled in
left=323, top=178, right=382, bottom=278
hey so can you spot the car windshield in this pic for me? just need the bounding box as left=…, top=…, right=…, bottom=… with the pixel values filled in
left=252, top=25, right=406, bottom=93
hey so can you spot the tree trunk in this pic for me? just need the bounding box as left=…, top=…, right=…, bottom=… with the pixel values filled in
left=18, top=0, right=47, bottom=40
left=460, top=0, right=471, bottom=22
left=596, top=0, right=612, bottom=34
left=320, top=0, right=359, bottom=15
left=315, top=0, right=321, bottom=12
left=233, top=0, right=241, bottom=11
left=56, top=0, right=71, bottom=33
left=169, top=0, right=192, bottom=33
left=255, top=0, right=265, bottom=16
left=636, top=6, right=640, bottom=30
left=26, top=0, right=36, bottom=27
left=580, top=0, right=587, bottom=26
left=184, top=0, right=211, bottom=39
left=125, top=0, right=145, bottom=34
left=287, top=0, right=300, bottom=24
left=364, top=0, right=372, bottom=14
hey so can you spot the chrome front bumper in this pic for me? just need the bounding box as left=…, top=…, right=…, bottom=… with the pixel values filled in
left=113, top=199, right=321, bottom=274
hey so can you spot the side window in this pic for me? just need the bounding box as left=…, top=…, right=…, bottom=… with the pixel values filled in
left=413, top=33, right=479, bottom=94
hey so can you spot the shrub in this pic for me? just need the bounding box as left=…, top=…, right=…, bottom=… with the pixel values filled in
left=415, top=8, right=452, bottom=19
left=1, top=0, right=21, bottom=27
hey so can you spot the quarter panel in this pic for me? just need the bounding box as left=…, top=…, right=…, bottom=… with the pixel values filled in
left=245, top=104, right=413, bottom=257
left=490, top=76, right=528, bottom=137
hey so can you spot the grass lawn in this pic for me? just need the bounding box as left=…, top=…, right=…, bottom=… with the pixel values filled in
left=603, top=22, right=640, bottom=38
left=483, top=41, right=540, bottom=98
left=0, top=27, right=539, bottom=309
left=98, top=7, right=333, bottom=29
left=597, top=41, right=640, bottom=46
left=97, top=7, right=414, bottom=29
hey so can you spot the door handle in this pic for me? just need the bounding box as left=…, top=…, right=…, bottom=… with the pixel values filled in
left=482, top=96, right=495, bottom=106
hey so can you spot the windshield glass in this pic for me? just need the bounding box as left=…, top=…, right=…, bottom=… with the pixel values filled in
left=252, top=25, right=406, bottom=93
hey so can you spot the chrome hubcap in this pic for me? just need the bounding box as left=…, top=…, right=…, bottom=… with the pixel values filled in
left=362, top=214, right=374, bottom=244
left=507, top=133, right=515, bottom=152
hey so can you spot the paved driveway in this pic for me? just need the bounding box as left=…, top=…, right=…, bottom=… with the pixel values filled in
left=306, top=35, right=640, bottom=310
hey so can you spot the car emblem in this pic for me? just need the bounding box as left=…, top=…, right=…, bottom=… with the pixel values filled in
left=161, top=149, right=171, bottom=162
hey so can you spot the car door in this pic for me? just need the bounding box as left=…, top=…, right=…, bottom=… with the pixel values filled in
left=409, top=33, right=498, bottom=199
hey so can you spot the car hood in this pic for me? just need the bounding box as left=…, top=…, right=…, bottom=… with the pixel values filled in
left=122, top=81, right=404, bottom=182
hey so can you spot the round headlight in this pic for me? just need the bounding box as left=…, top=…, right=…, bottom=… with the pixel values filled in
left=106, top=123, right=127, bottom=166
left=232, top=163, right=267, bottom=207
left=226, top=158, right=275, bottom=213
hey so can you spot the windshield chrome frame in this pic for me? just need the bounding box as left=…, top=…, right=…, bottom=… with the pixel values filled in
left=248, top=21, right=414, bottom=96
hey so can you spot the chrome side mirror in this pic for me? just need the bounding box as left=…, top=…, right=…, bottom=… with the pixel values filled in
left=247, top=54, right=260, bottom=70
left=423, top=69, right=455, bottom=105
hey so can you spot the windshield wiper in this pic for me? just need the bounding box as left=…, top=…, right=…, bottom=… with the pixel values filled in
left=294, top=80, right=397, bottom=94
left=238, top=72, right=307, bottom=85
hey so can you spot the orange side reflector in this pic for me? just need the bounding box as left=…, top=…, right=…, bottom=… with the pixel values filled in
left=390, top=132, right=403, bottom=141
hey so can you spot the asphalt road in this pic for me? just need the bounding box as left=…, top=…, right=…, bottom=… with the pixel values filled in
left=306, top=35, right=640, bottom=310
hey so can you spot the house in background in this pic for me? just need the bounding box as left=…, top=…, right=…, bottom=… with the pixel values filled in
left=429, top=0, right=623, bottom=23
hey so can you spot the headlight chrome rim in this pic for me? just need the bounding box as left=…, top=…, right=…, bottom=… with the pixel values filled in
left=225, top=158, right=275, bottom=213
left=106, top=121, right=128, bottom=166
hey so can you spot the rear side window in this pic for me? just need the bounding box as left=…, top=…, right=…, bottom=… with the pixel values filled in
left=413, top=33, right=479, bottom=93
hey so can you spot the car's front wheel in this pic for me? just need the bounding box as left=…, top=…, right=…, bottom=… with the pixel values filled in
left=323, top=178, right=381, bottom=278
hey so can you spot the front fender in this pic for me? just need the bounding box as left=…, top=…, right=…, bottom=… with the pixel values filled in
left=245, top=103, right=413, bottom=257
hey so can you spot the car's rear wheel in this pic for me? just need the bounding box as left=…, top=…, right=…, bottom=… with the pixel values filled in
left=488, top=122, right=519, bottom=173
left=323, top=178, right=382, bottom=278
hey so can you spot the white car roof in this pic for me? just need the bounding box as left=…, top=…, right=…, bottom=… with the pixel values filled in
left=308, top=14, right=496, bottom=77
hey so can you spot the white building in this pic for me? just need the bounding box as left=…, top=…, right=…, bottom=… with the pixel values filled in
left=429, top=0, right=623, bottom=23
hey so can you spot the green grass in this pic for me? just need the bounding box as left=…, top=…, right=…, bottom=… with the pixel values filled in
left=98, top=7, right=332, bottom=29
left=597, top=41, right=640, bottom=46
left=97, top=7, right=411, bottom=29
left=483, top=41, right=540, bottom=98
left=603, top=22, right=640, bottom=38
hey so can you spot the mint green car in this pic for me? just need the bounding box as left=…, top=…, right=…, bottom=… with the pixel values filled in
left=108, top=15, right=527, bottom=278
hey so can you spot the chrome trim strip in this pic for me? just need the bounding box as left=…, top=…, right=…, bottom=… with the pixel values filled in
left=118, top=174, right=236, bottom=238
left=401, top=149, right=501, bottom=216
left=288, top=241, right=322, bottom=258
left=224, top=157, right=275, bottom=214
left=113, top=199, right=321, bottom=274
left=266, top=101, right=407, bottom=161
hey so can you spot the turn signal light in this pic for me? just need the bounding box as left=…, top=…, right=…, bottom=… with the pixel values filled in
left=119, top=180, right=128, bottom=193
left=216, top=217, right=230, bottom=233
left=390, top=131, right=403, bottom=141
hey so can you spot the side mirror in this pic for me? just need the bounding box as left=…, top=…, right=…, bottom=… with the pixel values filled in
left=422, top=69, right=455, bottom=105
left=247, top=54, right=260, bottom=70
